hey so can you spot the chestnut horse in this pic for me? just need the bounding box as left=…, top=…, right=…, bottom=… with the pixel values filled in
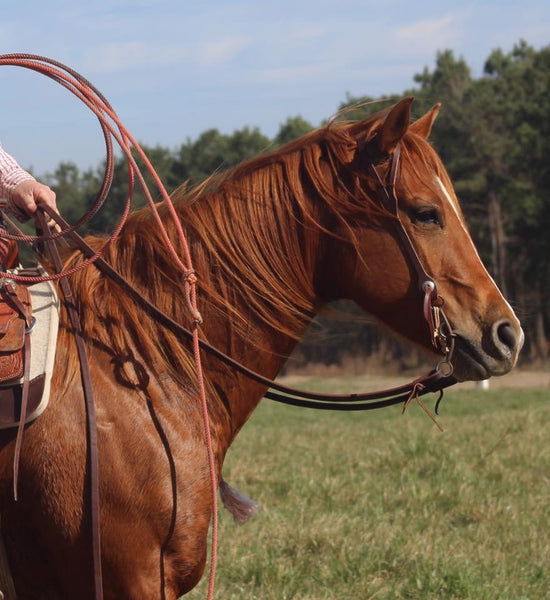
left=0, top=98, right=522, bottom=598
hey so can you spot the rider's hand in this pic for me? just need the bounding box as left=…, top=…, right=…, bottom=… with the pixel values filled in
left=8, top=179, right=58, bottom=223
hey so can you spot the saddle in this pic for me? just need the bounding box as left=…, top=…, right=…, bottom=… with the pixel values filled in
left=0, top=278, right=32, bottom=384
left=0, top=238, right=59, bottom=429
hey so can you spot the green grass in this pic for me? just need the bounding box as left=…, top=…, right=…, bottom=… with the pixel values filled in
left=187, top=383, right=550, bottom=599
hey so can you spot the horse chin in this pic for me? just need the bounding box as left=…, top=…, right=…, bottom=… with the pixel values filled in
left=451, top=335, right=518, bottom=382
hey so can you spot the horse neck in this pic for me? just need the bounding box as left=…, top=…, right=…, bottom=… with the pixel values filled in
left=176, top=172, right=327, bottom=439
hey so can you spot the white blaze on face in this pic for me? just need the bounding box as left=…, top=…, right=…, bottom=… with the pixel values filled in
left=435, top=176, right=464, bottom=229
left=434, top=176, right=523, bottom=335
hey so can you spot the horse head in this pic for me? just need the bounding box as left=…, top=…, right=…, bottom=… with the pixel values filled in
left=322, top=98, right=523, bottom=381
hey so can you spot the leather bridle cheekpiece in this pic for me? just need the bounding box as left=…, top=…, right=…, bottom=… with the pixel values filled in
left=369, top=143, right=455, bottom=370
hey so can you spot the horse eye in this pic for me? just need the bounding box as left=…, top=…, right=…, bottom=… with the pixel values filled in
left=412, top=207, right=441, bottom=226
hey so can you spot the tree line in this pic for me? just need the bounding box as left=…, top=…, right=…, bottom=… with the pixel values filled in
left=41, top=40, right=549, bottom=368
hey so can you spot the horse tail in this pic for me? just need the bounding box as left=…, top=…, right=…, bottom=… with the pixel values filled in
left=219, top=478, right=259, bottom=525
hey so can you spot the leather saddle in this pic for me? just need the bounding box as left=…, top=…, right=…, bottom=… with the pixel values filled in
left=0, top=279, right=33, bottom=383
left=0, top=226, right=59, bottom=429
left=0, top=267, right=58, bottom=429
left=0, top=274, right=40, bottom=427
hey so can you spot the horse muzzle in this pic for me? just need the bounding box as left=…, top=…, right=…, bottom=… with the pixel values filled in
left=451, top=318, right=524, bottom=381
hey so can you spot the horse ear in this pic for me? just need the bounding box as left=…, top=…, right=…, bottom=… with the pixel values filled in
left=409, top=103, right=441, bottom=139
left=375, top=97, right=413, bottom=155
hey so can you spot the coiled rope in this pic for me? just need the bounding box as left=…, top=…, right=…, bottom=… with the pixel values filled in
left=0, top=53, right=218, bottom=600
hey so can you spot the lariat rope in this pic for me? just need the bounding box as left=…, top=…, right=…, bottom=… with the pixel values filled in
left=0, top=54, right=218, bottom=600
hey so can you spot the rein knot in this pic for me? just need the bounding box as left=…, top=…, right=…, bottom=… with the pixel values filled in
left=402, top=380, right=444, bottom=432
left=182, top=268, right=198, bottom=286
left=402, top=381, right=425, bottom=413
left=182, top=268, right=203, bottom=325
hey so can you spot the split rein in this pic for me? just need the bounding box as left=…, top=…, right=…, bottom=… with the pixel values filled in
left=32, top=140, right=458, bottom=424
left=39, top=204, right=458, bottom=421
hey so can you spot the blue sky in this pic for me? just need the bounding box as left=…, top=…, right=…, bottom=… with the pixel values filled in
left=1, top=0, right=548, bottom=176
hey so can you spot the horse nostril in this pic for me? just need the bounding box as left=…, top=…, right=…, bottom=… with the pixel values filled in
left=493, top=320, right=518, bottom=357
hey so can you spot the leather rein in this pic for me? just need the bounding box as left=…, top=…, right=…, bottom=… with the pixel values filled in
left=37, top=142, right=457, bottom=417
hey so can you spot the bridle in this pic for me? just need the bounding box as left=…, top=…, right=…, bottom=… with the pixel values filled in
left=369, top=143, right=455, bottom=366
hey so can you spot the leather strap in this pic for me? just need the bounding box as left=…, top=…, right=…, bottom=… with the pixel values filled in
left=0, top=279, right=34, bottom=500
left=0, top=374, right=46, bottom=426
left=370, top=145, right=438, bottom=295
left=35, top=211, right=104, bottom=600
left=369, top=145, right=453, bottom=355
left=0, top=281, right=32, bottom=330
left=12, top=330, right=30, bottom=501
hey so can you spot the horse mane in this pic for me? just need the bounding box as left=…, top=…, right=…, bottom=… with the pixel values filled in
left=56, top=108, right=448, bottom=389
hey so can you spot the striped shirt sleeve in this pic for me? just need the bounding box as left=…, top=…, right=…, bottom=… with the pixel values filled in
left=0, top=142, right=35, bottom=200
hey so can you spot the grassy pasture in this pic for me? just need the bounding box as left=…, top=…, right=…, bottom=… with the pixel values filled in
left=188, top=379, right=549, bottom=599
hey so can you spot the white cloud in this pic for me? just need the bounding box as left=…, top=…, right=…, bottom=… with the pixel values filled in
left=197, top=35, right=253, bottom=66
left=392, top=14, right=462, bottom=54
left=260, top=62, right=336, bottom=85
left=83, top=41, right=190, bottom=72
